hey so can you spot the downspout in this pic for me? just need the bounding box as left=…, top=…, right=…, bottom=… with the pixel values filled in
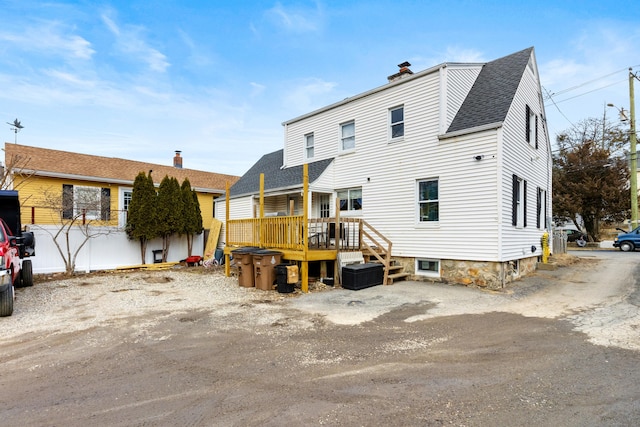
left=225, top=181, right=231, bottom=277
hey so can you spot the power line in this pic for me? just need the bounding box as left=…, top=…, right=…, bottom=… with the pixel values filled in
left=546, top=78, right=627, bottom=105
left=543, top=65, right=640, bottom=101
left=542, top=85, right=574, bottom=128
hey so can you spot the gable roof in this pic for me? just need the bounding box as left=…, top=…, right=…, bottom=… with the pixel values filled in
left=446, top=47, right=534, bottom=133
left=4, top=143, right=239, bottom=193
left=229, top=149, right=333, bottom=198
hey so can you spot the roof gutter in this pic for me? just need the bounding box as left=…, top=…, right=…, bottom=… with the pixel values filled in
left=282, top=63, right=467, bottom=126
left=17, top=169, right=225, bottom=194
left=438, top=121, right=503, bottom=140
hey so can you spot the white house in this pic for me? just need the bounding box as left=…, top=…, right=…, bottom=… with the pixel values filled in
left=217, top=47, right=552, bottom=289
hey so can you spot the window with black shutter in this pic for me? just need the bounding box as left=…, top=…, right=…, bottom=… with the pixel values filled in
left=101, top=188, right=111, bottom=221
left=62, top=184, right=73, bottom=219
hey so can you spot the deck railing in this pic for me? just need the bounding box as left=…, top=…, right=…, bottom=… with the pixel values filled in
left=227, top=216, right=305, bottom=250
left=227, top=216, right=362, bottom=251
left=227, top=215, right=394, bottom=285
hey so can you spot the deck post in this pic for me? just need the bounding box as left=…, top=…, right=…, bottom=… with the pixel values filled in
left=302, top=163, right=309, bottom=293
left=335, top=197, right=341, bottom=286
left=259, top=173, right=264, bottom=219
left=259, top=173, right=265, bottom=246
left=225, top=181, right=231, bottom=277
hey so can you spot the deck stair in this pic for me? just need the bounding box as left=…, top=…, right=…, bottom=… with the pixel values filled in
left=362, top=248, right=410, bottom=285
left=385, top=259, right=410, bottom=284
left=358, top=220, right=411, bottom=285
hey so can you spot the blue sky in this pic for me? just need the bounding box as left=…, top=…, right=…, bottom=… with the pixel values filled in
left=1, top=1, right=639, bottom=176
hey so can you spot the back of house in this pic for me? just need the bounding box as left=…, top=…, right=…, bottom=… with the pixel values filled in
left=219, top=47, right=552, bottom=289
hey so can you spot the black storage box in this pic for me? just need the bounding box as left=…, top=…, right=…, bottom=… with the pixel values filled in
left=276, top=264, right=295, bottom=293
left=342, top=263, right=384, bottom=290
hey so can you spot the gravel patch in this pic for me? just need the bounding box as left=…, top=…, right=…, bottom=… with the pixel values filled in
left=6, top=267, right=310, bottom=339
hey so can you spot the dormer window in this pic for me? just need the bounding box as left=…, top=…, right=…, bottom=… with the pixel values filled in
left=340, top=121, right=355, bottom=151
left=390, top=106, right=404, bottom=140
left=305, top=133, right=314, bottom=159
left=526, top=105, right=538, bottom=148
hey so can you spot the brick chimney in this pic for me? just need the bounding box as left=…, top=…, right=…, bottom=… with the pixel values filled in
left=173, top=150, right=183, bottom=168
left=387, top=61, right=414, bottom=82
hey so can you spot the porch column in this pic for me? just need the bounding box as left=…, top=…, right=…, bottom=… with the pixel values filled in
left=302, top=163, right=309, bottom=293
left=225, top=180, right=231, bottom=277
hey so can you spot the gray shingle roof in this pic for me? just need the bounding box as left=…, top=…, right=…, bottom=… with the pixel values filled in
left=229, top=150, right=333, bottom=198
left=447, top=47, right=534, bottom=133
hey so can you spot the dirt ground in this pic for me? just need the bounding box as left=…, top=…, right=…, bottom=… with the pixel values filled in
left=2, top=250, right=640, bottom=426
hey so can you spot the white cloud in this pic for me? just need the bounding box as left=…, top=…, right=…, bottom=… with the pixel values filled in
left=407, top=46, right=486, bottom=72
left=177, top=28, right=214, bottom=69
left=0, top=21, right=95, bottom=60
left=43, top=69, right=97, bottom=89
left=539, top=24, right=640, bottom=137
left=265, top=1, right=323, bottom=33
left=250, top=82, right=266, bottom=97
left=283, top=78, right=337, bottom=112
left=100, top=12, right=170, bottom=73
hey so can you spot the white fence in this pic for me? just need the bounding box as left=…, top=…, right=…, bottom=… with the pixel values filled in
left=27, top=225, right=205, bottom=275
left=552, top=230, right=567, bottom=254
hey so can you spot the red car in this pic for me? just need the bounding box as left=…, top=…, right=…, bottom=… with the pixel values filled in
left=0, top=190, right=35, bottom=317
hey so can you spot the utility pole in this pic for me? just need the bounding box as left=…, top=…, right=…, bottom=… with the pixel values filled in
left=629, top=68, right=638, bottom=229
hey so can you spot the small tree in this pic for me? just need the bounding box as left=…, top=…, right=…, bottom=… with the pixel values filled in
left=553, top=117, right=630, bottom=240
left=180, top=178, right=203, bottom=257
left=37, top=186, right=117, bottom=275
left=126, top=171, right=157, bottom=264
left=156, top=176, right=183, bottom=262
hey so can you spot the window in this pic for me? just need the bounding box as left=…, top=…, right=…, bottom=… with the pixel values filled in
left=340, top=121, right=355, bottom=151
left=526, top=105, right=538, bottom=148
left=512, top=175, right=527, bottom=227
left=123, top=190, right=132, bottom=213
left=537, top=187, right=546, bottom=229
left=416, top=259, right=440, bottom=277
left=337, top=188, right=362, bottom=212
left=119, top=188, right=132, bottom=227
left=418, top=179, right=439, bottom=222
left=305, top=133, right=314, bottom=159
left=319, top=194, right=330, bottom=218
left=63, top=184, right=110, bottom=221
left=390, top=106, right=404, bottom=139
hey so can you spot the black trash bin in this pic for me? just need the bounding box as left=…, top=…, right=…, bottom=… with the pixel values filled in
left=276, top=264, right=295, bottom=293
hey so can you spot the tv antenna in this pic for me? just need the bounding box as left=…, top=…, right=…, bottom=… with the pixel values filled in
left=7, top=119, right=24, bottom=144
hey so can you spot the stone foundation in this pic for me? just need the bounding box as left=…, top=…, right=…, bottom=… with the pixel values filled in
left=398, top=256, right=539, bottom=290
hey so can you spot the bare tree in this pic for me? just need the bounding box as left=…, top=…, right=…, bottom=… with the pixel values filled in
left=34, top=186, right=118, bottom=275
left=1, top=149, right=36, bottom=191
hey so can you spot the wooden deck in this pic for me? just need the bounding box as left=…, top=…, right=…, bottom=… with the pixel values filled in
left=223, top=164, right=404, bottom=291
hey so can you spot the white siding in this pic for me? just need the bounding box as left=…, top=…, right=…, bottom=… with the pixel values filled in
left=254, top=50, right=552, bottom=264
left=309, top=161, right=335, bottom=193
left=282, top=70, right=504, bottom=261
left=215, top=196, right=254, bottom=248
left=441, top=65, right=482, bottom=132
left=499, top=54, right=552, bottom=260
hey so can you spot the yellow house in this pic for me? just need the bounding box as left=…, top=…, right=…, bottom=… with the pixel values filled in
left=4, top=143, right=239, bottom=232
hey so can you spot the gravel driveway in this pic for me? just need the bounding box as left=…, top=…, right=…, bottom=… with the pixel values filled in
left=2, top=251, right=640, bottom=426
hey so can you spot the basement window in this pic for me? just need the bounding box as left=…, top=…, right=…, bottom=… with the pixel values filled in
left=416, top=258, right=440, bottom=277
